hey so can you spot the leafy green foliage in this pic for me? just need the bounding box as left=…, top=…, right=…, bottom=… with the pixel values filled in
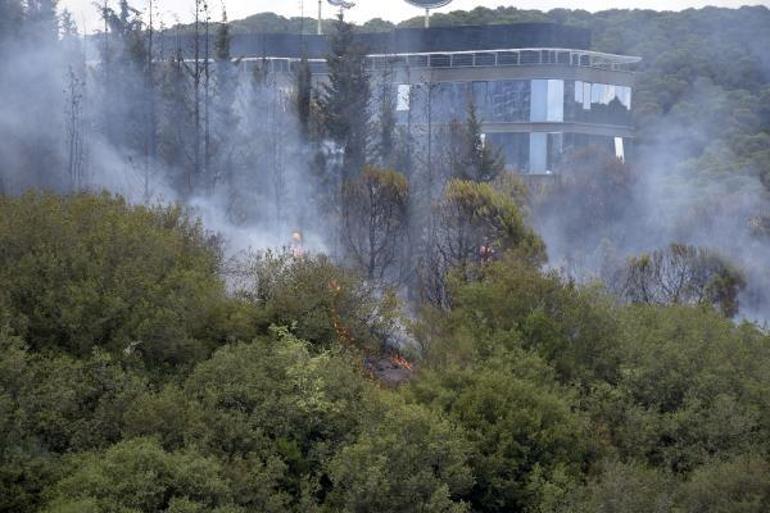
left=42, top=438, right=234, bottom=513
left=0, top=192, right=240, bottom=370
left=677, top=455, right=770, bottom=513
left=233, top=250, right=399, bottom=352
left=436, top=179, right=545, bottom=271
left=326, top=394, right=473, bottom=513
left=406, top=353, right=587, bottom=513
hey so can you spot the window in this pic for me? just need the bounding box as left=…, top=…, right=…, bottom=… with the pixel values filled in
left=529, top=133, right=548, bottom=173
left=471, top=81, right=489, bottom=112
left=547, top=80, right=564, bottom=122
left=530, top=79, right=564, bottom=122
left=548, top=132, right=564, bottom=170
left=565, top=81, right=632, bottom=124
left=396, top=84, right=410, bottom=112
left=488, top=80, right=530, bottom=122
left=486, top=133, right=529, bottom=171
left=614, top=137, right=625, bottom=161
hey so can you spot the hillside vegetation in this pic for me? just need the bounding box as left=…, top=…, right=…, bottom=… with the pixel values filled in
left=1, top=193, right=769, bottom=513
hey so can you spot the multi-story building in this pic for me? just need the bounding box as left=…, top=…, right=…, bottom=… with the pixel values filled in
left=218, top=22, right=640, bottom=174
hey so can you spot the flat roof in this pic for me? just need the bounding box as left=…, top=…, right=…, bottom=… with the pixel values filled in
left=161, top=23, right=594, bottom=60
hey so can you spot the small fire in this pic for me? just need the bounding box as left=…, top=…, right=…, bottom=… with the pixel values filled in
left=328, top=279, right=353, bottom=346
left=390, top=354, right=414, bottom=371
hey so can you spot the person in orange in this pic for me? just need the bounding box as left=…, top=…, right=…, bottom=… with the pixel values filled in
left=290, top=231, right=305, bottom=259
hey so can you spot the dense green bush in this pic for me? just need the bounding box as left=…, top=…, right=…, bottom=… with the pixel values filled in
left=0, top=192, right=246, bottom=371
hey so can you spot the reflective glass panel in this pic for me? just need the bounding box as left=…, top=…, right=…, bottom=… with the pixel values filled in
left=487, top=80, right=530, bottom=122
left=530, top=79, right=548, bottom=122
left=531, top=80, right=564, bottom=122
left=547, top=80, right=564, bottom=122
left=529, top=133, right=548, bottom=173
left=486, top=132, right=529, bottom=171
left=563, top=80, right=632, bottom=125
left=397, top=84, right=410, bottom=112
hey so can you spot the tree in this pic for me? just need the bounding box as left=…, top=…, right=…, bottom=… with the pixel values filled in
left=422, top=179, right=544, bottom=306
left=210, top=5, right=240, bottom=192
left=64, top=64, right=88, bottom=190
left=342, top=166, right=409, bottom=281
left=0, top=192, right=233, bottom=370
left=437, top=180, right=543, bottom=270
left=406, top=353, right=588, bottom=513
left=295, top=56, right=313, bottom=139
left=538, top=144, right=635, bottom=255
left=375, top=78, right=397, bottom=168
left=677, top=455, right=770, bottom=513
left=23, top=0, right=58, bottom=44
left=183, top=331, right=369, bottom=511
left=450, top=100, right=503, bottom=183
left=158, top=49, right=196, bottom=191
left=572, top=460, right=675, bottom=513
left=321, top=14, right=371, bottom=182
left=233, top=250, right=399, bottom=352
left=613, top=243, right=746, bottom=317
left=41, top=438, right=234, bottom=513
left=325, top=394, right=473, bottom=513
left=0, top=0, right=23, bottom=47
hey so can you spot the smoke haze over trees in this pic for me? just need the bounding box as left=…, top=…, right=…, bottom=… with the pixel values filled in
left=1, top=2, right=770, bottom=513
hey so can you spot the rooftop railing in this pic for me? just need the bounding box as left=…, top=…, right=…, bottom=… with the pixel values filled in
left=236, top=47, right=641, bottom=74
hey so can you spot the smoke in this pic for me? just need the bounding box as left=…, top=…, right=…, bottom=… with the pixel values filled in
left=0, top=14, right=329, bottom=260
left=534, top=80, right=770, bottom=323
left=2, top=6, right=768, bottom=323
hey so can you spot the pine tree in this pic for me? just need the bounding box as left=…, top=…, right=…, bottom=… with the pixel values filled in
left=453, top=100, right=504, bottom=183
left=321, top=14, right=370, bottom=182
left=295, top=56, right=313, bottom=139
left=376, top=78, right=397, bottom=168
left=23, top=0, right=58, bottom=44
left=98, top=0, right=149, bottom=152
left=212, top=6, right=239, bottom=192
left=0, top=0, right=24, bottom=48
left=157, top=50, right=195, bottom=191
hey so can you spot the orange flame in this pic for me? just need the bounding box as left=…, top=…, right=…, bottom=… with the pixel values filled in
left=328, top=280, right=353, bottom=346
left=390, top=354, right=414, bottom=371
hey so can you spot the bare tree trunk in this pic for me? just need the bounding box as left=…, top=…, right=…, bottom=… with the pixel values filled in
left=191, top=0, right=201, bottom=196
left=65, top=65, right=86, bottom=191
left=203, top=2, right=211, bottom=192
left=144, top=0, right=156, bottom=201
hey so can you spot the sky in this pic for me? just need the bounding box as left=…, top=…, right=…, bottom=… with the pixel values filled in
left=62, top=0, right=770, bottom=33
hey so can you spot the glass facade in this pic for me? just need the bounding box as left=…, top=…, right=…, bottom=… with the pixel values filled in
left=484, top=132, right=628, bottom=174
left=391, top=78, right=632, bottom=174
left=395, top=78, right=630, bottom=127
left=402, top=80, right=532, bottom=124
left=565, top=80, right=632, bottom=125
